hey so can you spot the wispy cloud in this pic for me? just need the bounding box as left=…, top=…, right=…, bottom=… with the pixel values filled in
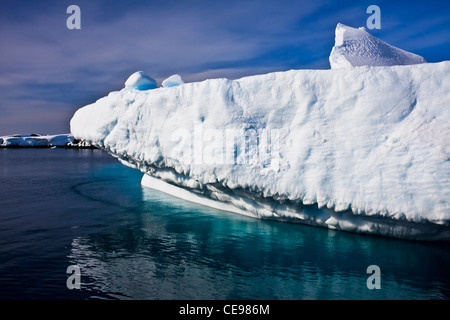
left=0, top=0, right=449, bottom=135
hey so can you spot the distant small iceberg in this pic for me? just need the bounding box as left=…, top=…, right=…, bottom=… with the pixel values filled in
left=0, top=133, right=96, bottom=149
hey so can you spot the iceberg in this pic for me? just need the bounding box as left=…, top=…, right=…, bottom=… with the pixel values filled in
left=0, top=134, right=72, bottom=148
left=0, top=133, right=95, bottom=148
left=70, top=26, right=450, bottom=241
left=330, top=23, right=426, bottom=69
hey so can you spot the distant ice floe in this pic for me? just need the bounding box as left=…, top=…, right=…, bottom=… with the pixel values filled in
left=0, top=133, right=95, bottom=149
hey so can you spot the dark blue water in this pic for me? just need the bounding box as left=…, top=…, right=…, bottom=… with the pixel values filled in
left=0, top=148, right=449, bottom=299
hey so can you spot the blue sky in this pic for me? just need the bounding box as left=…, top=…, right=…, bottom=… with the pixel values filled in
left=0, top=0, right=449, bottom=135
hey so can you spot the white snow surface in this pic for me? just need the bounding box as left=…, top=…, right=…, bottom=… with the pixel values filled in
left=330, top=23, right=426, bottom=69
left=71, top=61, right=450, bottom=240
left=124, top=71, right=157, bottom=90
left=162, top=74, right=185, bottom=88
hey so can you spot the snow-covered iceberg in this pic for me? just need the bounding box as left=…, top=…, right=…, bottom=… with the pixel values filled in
left=0, top=134, right=73, bottom=148
left=0, top=133, right=95, bottom=148
left=70, top=23, right=450, bottom=241
left=330, top=23, right=426, bottom=69
left=71, top=60, right=450, bottom=241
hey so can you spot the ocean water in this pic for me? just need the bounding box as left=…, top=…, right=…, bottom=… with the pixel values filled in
left=0, top=148, right=449, bottom=300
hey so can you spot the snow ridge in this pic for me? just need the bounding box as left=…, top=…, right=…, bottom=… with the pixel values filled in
left=330, top=23, right=426, bottom=69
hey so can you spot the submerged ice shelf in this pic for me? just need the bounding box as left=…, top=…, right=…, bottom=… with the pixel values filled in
left=139, top=172, right=450, bottom=241
left=70, top=24, right=450, bottom=241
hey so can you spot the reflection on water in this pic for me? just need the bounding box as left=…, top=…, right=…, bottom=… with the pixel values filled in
left=68, top=167, right=450, bottom=299
left=0, top=149, right=449, bottom=299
